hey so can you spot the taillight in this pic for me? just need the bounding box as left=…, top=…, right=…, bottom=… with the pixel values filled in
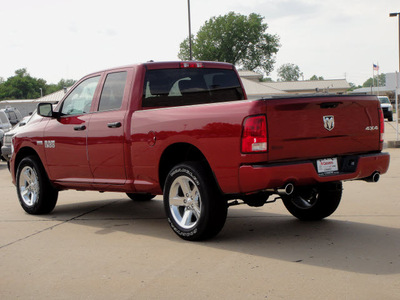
left=241, top=115, right=267, bottom=153
left=180, top=62, right=204, bottom=68
left=379, top=108, right=385, bottom=143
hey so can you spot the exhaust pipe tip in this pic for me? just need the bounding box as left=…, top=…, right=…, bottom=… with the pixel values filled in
left=363, top=172, right=380, bottom=183
left=372, top=172, right=380, bottom=183
left=284, top=183, right=295, bottom=195
left=276, top=183, right=295, bottom=196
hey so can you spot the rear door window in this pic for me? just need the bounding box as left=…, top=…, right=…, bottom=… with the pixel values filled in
left=142, top=68, right=244, bottom=108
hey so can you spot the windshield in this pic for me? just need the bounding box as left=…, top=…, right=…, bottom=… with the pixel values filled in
left=379, top=97, right=390, bottom=104
left=142, top=68, right=244, bottom=108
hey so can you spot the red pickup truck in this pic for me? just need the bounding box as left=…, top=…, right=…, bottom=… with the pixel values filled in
left=10, top=61, right=390, bottom=240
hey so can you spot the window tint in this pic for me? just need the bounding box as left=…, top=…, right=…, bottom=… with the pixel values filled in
left=98, top=72, right=127, bottom=111
left=61, top=76, right=100, bottom=116
left=142, top=68, right=244, bottom=108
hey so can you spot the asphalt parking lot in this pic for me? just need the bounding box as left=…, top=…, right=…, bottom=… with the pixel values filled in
left=1, top=125, right=399, bottom=299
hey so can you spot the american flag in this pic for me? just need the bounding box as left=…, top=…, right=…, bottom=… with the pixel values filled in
left=373, top=64, right=379, bottom=71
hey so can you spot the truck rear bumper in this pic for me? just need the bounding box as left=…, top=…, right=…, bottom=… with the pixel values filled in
left=238, top=152, right=390, bottom=193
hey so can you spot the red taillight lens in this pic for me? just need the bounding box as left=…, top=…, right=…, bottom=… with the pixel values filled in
left=241, top=115, right=267, bottom=153
left=180, top=62, right=204, bottom=68
left=379, top=108, right=385, bottom=143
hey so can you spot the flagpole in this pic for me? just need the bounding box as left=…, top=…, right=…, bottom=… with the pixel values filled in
left=371, top=64, right=373, bottom=95
left=377, top=63, right=380, bottom=96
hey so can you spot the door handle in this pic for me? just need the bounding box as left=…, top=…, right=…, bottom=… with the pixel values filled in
left=107, top=122, right=122, bottom=128
left=74, top=125, right=86, bottom=131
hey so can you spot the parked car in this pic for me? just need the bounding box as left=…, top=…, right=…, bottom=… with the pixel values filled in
left=378, top=96, right=393, bottom=121
left=0, top=110, right=12, bottom=132
left=0, top=107, right=23, bottom=126
left=0, top=129, right=4, bottom=161
left=1, top=111, right=41, bottom=163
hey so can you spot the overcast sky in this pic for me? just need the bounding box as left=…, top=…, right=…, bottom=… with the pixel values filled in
left=1, top=0, right=399, bottom=86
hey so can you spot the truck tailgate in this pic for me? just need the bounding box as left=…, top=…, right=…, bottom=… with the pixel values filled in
left=263, top=95, right=382, bottom=162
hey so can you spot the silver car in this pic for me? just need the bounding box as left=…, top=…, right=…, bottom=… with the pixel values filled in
left=0, top=110, right=12, bottom=132
left=1, top=112, right=40, bottom=163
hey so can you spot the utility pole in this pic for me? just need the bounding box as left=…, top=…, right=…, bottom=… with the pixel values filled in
left=187, top=0, right=193, bottom=60
left=390, top=12, right=400, bottom=142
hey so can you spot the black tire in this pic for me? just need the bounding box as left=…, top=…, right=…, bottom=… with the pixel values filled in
left=126, top=193, right=156, bottom=201
left=163, top=162, right=227, bottom=241
left=388, top=114, right=393, bottom=122
left=16, top=156, right=58, bottom=215
left=281, top=182, right=342, bottom=221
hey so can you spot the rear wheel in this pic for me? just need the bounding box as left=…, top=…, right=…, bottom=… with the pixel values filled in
left=163, top=162, right=227, bottom=241
left=16, top=156, right=58, bottom=214
left=281, top=182, right=342, bottom=221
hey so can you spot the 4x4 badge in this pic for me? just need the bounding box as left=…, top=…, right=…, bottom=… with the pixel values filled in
left=323, top=115, right=335, bottom=131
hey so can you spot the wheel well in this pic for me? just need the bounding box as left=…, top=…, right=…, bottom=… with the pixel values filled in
left=159, top=143, right=214, bottom=190
left=14, top=147, right=41, bottom=177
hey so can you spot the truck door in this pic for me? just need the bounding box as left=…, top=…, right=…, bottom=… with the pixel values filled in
left=44, top=75, right=101, bottom=182
left=87, top=71, right=128, bottom=185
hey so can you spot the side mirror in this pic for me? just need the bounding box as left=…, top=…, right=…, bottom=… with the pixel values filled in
left=37, top=103, right=56, bottom=118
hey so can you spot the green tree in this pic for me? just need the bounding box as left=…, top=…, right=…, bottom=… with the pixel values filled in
left=260, top=77, right=273, bottom=82
left=178, top=12, right=280, bottom=75
left=277, top=63, right=303, bottom=81
left=362, top=74, right=386, bottom=87
left=310, top=75, right=324, bottom=81
left=0, top=68, right=47, bottom=100
left=46, top=79, right=76, bottom=95
left=348, top=82, right=362, bottom=92
left=0, top=69, right=76, bottom=100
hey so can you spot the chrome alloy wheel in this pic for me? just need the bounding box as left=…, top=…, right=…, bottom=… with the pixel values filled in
left=18, top=166, right=40, bottom=207
left=168, top=175, right=201, bottom=230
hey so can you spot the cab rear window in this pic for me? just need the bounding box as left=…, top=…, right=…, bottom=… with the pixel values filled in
left=142, top=68, right=244, bottom=108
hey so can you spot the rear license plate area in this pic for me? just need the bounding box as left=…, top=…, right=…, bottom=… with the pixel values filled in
left=317, top=158, right=339, bottom=175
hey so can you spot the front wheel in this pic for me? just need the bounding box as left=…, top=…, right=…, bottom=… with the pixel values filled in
left=16, top=156, right=58, bottom=214
left=281, top=182, right=342, bottom=221
left=163, top=162, right=227, bottom=241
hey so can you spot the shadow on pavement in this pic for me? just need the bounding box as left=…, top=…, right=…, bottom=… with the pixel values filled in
left=42, top=196, right=400, bottom=276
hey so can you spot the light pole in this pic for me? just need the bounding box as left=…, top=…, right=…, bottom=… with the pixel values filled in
left=390, top=12, right=400, bottom=141
left=390, top=12, right=400, bottom=72
left=187, top=0, right=193, bottom=60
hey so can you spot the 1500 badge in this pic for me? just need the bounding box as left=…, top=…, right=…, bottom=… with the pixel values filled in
left=44, top=140, right=56, bottom=148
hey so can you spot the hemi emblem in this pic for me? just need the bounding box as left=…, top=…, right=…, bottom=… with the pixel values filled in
left=323, top=115, right=335, bottom=131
